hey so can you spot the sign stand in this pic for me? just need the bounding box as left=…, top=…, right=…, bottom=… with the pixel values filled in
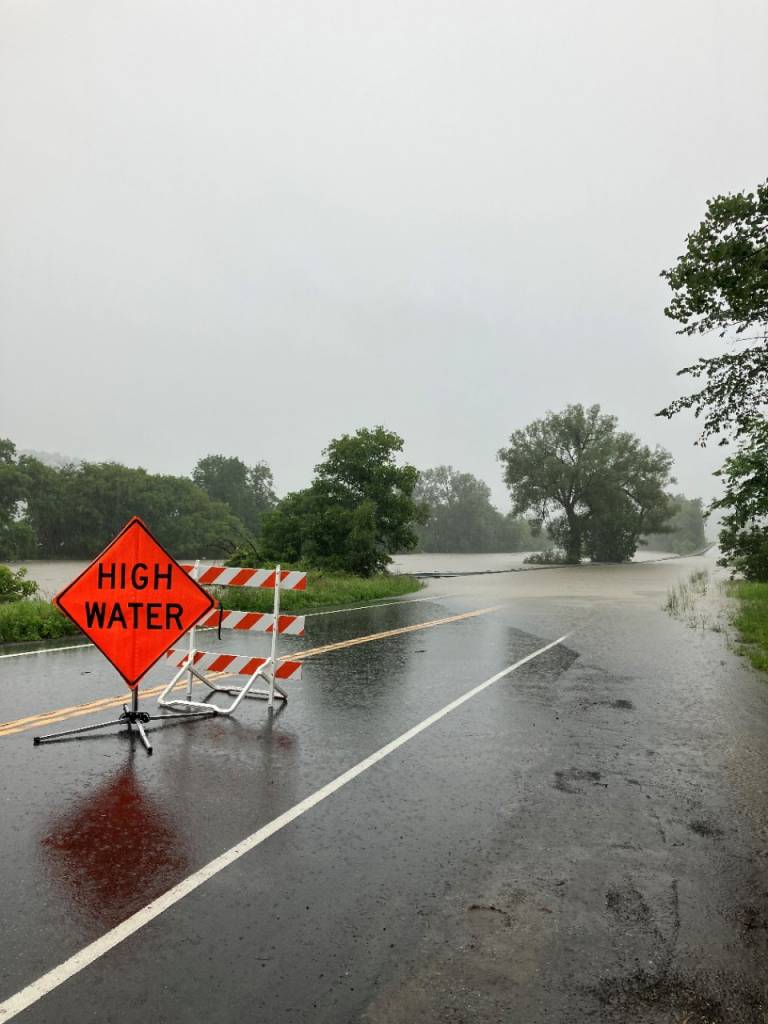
left=33, top=688, right=215, bottom=756
left=31, top=517, right=219, bottom=756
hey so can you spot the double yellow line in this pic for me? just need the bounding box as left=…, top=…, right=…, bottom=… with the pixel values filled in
left=0, top=606, right=500, bottom=739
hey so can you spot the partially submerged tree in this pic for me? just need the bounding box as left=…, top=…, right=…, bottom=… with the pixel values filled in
left=657, top=180, right=768, bottom=444
left=498, top=404, right=673, bottom=563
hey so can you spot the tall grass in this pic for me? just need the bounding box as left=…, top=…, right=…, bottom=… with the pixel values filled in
left=729, top=581, right=768, bottom=673
left=664, top=569, right=708, bottom=616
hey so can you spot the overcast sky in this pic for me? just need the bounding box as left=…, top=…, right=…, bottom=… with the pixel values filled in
left=2, top=0, right=766, bottom=508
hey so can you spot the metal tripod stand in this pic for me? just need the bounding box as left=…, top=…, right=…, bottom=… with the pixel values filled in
left=33, top=688, right=215, bottom=755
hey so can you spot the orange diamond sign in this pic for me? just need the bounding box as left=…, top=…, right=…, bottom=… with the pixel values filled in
left=54, top=517, right=214, bottom=688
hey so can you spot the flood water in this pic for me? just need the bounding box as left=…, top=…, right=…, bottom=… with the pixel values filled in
left=9, top=548, right=679, bottom=596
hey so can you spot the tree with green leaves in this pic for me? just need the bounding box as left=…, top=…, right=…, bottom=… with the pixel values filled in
left=657, top=180, right=768, bottom=445
left=16, top=456, right=247, bottom=559
left=498, top=405, right=673, bottom=563
left=414, top=466, right=541, bottom=553
left=0, top=565, right=38, bottom=603
left=643, top=494, right=707, bottom=555
left=259, top=427, right=427, bottom=575
left=0, top=440, right=37, bottom=559
left=192, top=455, right=276, bottom=536
left=709, top=420, right=768, bottom=581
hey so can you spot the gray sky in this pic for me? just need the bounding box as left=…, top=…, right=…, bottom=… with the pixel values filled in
left=2, top=0, right=766, bottom=508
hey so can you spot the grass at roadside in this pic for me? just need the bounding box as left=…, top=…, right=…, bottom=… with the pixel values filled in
left=0, top=572, right=424, bottom=645
left=729, top=581, right=768, bottom=673
left=217, top=571, right=423, bottom=612
left=0, top=600, right=80, bottom=644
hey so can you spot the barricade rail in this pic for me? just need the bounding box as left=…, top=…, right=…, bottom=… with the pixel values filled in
left=180, top=565, right=306, bottom=590
left=158, top=562, right=306, bottom=717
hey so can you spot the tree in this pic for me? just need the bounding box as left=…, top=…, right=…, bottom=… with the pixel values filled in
left=414, top=466, right=542, bottom=553
left=192, top=455, right=276, bottom=536
left=19, top=457, right=247, bottom=559
left=657, top=180, right=768, bottom=444
left=643, top=494, right=707, bottom=554
left=498, top=404, right=673, bottom=563
left=259, top=427, right=427, bottom=575
left=0, top=440, right=37, bottom=559
left=709, top=419, right=768, bottom=581
left=0, top=565, right=38, bottom=603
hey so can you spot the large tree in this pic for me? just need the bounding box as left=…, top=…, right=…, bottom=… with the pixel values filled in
left=259, top=427, right=427, bottom=575
left=192, top=454, right=276, bottom=536
left=657, top=180, right=768, bottom=444
left=498, top=405, right=673, bottom=563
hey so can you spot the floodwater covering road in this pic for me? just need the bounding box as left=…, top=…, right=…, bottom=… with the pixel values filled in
left=0, top=549, right=766, bottom=1022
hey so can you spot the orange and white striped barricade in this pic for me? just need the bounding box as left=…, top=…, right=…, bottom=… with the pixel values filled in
left=157, top=561, right=306, bottom=716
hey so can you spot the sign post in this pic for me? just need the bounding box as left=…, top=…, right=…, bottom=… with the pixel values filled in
left=33, top=517, right=217, bottom=755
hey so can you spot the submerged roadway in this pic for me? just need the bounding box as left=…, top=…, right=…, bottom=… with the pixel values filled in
left=0, top=550, right=766, bottom=1023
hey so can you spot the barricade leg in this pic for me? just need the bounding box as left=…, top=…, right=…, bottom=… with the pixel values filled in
left=200, top=658, right=288, bottom=711
left=157, top=659, right=222, bottom=714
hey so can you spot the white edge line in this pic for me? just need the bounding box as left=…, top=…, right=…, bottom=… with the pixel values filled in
left=0, top=596, right=448, bottom=659
left=0, top=644, right=93, bottom=660
left=0, top=631, right=572, bottom=1021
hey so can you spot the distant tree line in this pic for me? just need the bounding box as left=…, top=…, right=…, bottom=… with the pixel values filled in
left=0, top=440, right=275, bottom=560
left=0, top=421, right=707, bottom=575
left=642, top=494, right=707, bottom=555
left=413, top=467, right=545, bottom=553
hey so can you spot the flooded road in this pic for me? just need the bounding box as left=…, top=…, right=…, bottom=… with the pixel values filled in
left=0, top=549, right=766, bottom=1023
left=9, top=548, right=682, bottom=597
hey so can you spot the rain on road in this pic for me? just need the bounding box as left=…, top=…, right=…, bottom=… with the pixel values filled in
left=1, top=551, right=766, bottom=1023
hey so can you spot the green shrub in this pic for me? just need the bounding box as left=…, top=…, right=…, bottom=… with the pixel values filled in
left=523, top=549, right=568, bottom=566
left=729, top=581, right=768, bottom=673
left=0, top=600, right=80, bottom=643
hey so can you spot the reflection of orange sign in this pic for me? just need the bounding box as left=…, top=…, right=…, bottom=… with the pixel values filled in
left=54, top=517, right=213, bottom=688
left=41, top=764, right=188, bottom=927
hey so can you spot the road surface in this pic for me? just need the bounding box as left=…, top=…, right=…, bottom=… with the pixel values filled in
left=0, top=550, right=766, bottom=1023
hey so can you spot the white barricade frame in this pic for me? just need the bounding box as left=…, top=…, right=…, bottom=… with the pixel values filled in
left=157, top=561, right=305, bottom=717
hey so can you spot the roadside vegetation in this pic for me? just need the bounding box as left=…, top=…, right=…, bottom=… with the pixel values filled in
left=728, top=583, right=768, bottom=673
left=657, top=177, right=768, bottom=671
left=0, top=565, right=78, bottom=643
left=218, top=571, right=422, bottom=614
left=0, top=600, right=79, bottom=644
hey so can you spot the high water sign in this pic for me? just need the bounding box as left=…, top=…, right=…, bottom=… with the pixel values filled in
left=53, top=517, right=214, bottom=688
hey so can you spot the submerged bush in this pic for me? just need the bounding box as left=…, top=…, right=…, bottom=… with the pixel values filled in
left=0, top=565, right=39, bottom=603
left=523, top=549, right=569, bottom=566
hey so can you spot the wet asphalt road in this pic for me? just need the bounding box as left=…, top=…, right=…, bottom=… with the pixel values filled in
left=1, top=555, right=767, bottom=1023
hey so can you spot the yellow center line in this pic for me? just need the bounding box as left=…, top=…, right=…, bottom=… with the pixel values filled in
left=0, top=605, right=500, bottom=739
